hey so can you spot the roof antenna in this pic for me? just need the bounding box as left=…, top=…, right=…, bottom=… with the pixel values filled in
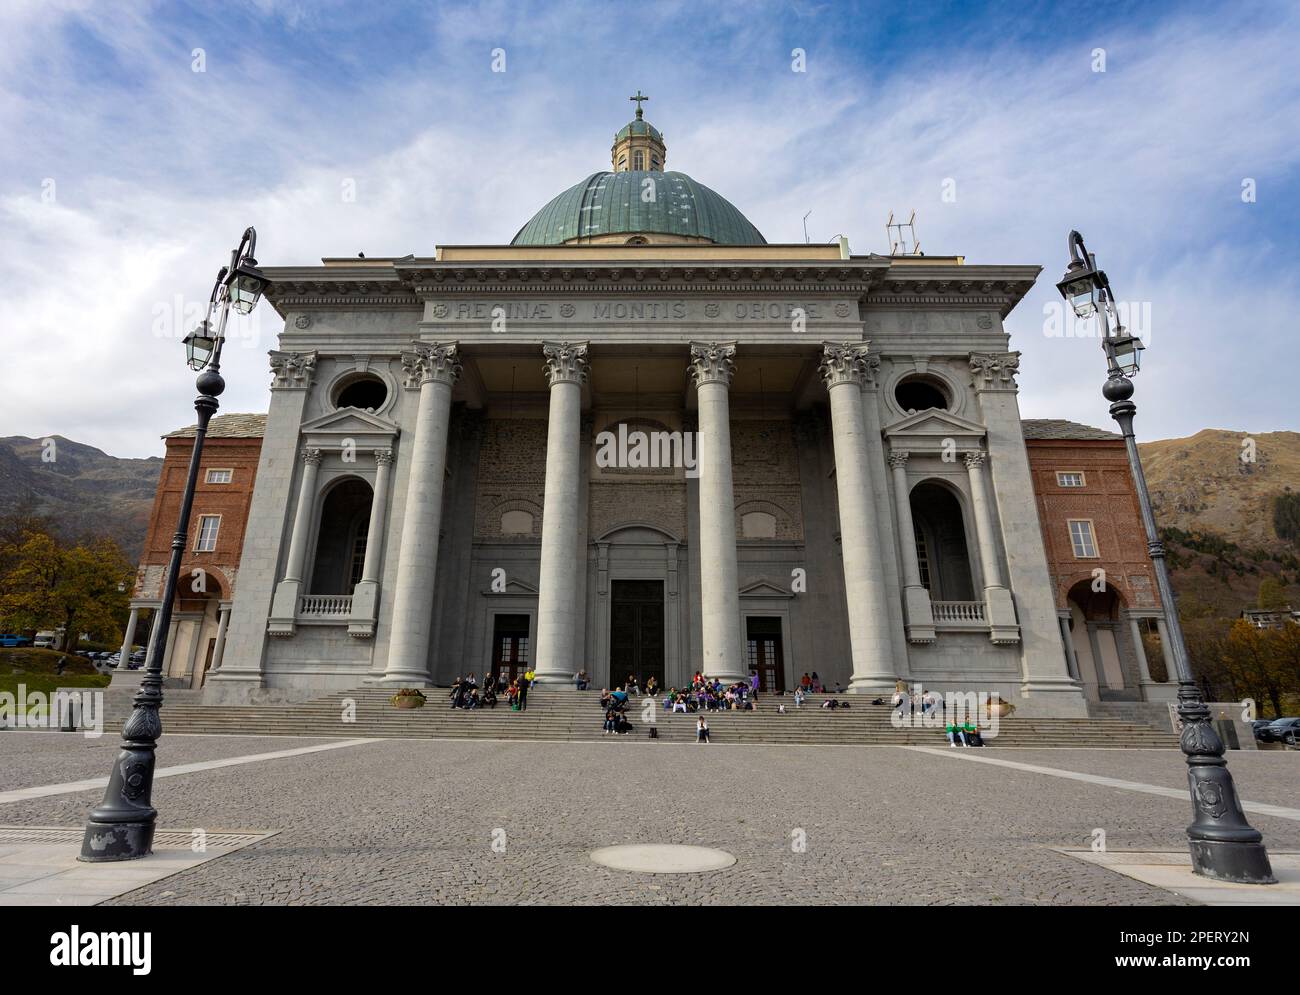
left=885, top=211, right=921, bottom=256
left=802, top=211, right=812, bottom=244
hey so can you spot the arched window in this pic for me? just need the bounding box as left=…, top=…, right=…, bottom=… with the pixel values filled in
left=909, top=482, right=974, bottom=600
left=741, top=511, right=777, bottom=539
left=501, top=510, right=534, bottom=535
left=632, top=150, right=645, bottom=170
left=309, top=479, right=373, bottom=595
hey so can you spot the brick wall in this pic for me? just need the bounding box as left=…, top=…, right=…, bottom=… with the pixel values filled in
left=1026, top=438, right=1160, bottom=610
left=137, top=435, right=262, bottom=602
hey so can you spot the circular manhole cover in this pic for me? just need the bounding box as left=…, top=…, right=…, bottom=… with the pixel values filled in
left=589, top=844, right=736, bottom=873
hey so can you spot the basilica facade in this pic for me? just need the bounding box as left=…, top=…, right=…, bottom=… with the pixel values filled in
left=198, top=104, right=1164, bottom=716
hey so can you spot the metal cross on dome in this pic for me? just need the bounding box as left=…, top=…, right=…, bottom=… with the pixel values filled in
left=630, top=90, right=649, bottom=117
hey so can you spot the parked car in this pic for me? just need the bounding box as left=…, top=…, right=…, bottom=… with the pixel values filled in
left=1256, top=717, right=1300, bottom=745
left=1251, top=719, right=1274, bottom=739
left=0, top=634, right=33, bottom=648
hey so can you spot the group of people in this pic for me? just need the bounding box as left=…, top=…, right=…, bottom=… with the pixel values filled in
left=661, top=671, right=759, bottom=714
left=597, top=686, right=636, bottom=735
left=449, top=671, right=535, bottom=711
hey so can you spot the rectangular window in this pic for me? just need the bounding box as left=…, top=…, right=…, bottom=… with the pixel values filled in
left=206, top=468, right=233, bottom=484
left=1068, top=519, right=1098, bottom=558
left=195, top=515, right=220, bottom=552
left=1056, top=471, right=1085, bottom=487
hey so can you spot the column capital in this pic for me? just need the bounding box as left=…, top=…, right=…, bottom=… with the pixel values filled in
left=688, top=341, right=736, bottom=387
left=887, top=450, right=909, bottom=470
left=401, top=342, right=462, bottom=389
left=269, top=350, right=317, bottom=389
left=963, top=450, right=987, bottom=470
left=374, top=448, right=394, bottom=467
left=300, top=447, right=323, bottom=466
left=969, top=351, right=1021, bottom=392
left=542, top=340, right=590, bottom=386
left=819, top=341, right=875, bottom=388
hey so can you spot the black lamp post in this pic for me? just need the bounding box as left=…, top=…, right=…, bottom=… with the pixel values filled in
left=79, top=228, right=269, bottom=862
left=1057, top=230, right=1274, bottom=884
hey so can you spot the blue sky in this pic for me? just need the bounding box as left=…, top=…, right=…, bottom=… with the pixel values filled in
left=1, top=0, right=1297, bottom=457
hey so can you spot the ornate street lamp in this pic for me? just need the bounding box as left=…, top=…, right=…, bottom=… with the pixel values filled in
left=80, top=227, right=270, bottom=862
left=1059, top=229, right=1273, bottom=884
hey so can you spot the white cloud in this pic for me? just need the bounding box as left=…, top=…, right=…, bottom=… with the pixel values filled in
left=0, top=2, right=1297, bottom=457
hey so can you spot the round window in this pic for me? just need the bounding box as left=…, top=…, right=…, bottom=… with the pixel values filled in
left=894, top=375, right=950, bottom=413
left=334, top=374, right=388, bottom=412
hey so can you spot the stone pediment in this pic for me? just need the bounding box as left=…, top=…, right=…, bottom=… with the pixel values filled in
left=480, top=577, right=539, bottom=596
left=301, top=408, right=400, bottom=450
left=739, top=578, right=794, bottom=599
left=883, top=409, right=986, bottom=453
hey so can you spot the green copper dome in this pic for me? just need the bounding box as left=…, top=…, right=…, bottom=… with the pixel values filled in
left=615, top=118, right=663, bottom=143
left=511, top=171, right=767, bottom=246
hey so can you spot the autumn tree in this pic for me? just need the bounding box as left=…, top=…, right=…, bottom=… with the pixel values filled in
left=1222, top=619, right=1289, bottom=718
left=0, top=525, right=132, bottom=650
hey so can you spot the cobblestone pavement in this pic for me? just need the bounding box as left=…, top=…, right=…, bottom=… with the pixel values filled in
left=970, top=748, right=1300, bottom=810
left=1, top=737, right=1296, bottom=905
left=0, top=731, right=346, bottom=793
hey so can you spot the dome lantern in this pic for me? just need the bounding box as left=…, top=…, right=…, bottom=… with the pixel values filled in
left=612, top=90, right=666, bottom=172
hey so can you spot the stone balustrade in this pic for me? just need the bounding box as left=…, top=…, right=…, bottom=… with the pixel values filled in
left=932, top=600, right=986, bottom=624
left=299, top=594, right=353, bottom=618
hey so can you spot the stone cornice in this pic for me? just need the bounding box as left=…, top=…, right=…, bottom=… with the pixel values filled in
left=259, top=260, right=1040, bottom=317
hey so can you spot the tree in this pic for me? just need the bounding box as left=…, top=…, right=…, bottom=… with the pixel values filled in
left=0, top=527, right=132, bottom=649
left=1257, top=577, right=1288, bottom=611
left=1222, top=619, right=1289, bottom=718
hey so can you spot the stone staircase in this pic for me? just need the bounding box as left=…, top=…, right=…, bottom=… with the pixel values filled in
left=89, top=687, right=1178, bottom=748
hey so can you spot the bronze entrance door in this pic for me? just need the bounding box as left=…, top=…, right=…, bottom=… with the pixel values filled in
left=609, top=580, right=665, bottom=690
left=745, top=616, right=785, bottom=692
left=491, top=614, right=531, bottom=682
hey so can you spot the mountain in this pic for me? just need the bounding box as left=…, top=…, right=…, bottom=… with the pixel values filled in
left=0, top=436, right=162, bottom=560
left=1138, top=429, right=1300, bottom=615
left=1139, top=429, right=1300, bottom=552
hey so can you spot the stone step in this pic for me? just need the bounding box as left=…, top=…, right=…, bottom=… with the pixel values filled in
left=82, top=685, right=1177, bottom=748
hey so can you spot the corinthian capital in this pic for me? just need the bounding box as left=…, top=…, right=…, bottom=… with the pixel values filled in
left=888, top=450, right=909, bottom=470
left=542, top=340, right=589, bottom=387
left=300, top=447, right=323, bottom=466
left=969, top=351, right=1021, bottom=391
left=963, top=450, right=986, bottom=470
left=401, top=342, right=461, bottom=389
left=688, top=341, right=736, bottom=387
left=819, top=342, right=873, bottom=388
left=269, top=350, right=318, bottom=389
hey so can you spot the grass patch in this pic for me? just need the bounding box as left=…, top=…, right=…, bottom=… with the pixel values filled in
left=1, top=647, right=109, bottom=722
left=0, top=646, right=100, bottom=676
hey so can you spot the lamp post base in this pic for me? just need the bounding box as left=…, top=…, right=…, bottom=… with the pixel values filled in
left=1189, top=840, right=1276, bottom=885
left=79, top=818, right=156, bottom=862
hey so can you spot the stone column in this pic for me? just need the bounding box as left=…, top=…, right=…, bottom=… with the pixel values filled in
left=534, top=341, right=589, bottom=685
left=267, top=447, right=323, bottom=634
left=820, top=342, right=895, bottom=692
left=963, top=450, right=1019, bottom=642
left=969, top=352, right=1081, bottom=712
left=210, top=606, right=231, bottom=671
left=1058, top=613, right=1079, bottom=680
left=1148, top=615, right=1183, bottom=702
left=1129, top=614, right=1154, bottom=684
left=889, top=450, right=935, bottom=643
left=349, top=448, right=393, bottom=637
left=208, top=350, right=317, bottom=700
left=381, top=343, right=461, bottom=684
left=118, top=606, right=140, bottom=667
left=860, top=371, right=910, bottom=675
left=689, top=342, right=744, bottom=681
